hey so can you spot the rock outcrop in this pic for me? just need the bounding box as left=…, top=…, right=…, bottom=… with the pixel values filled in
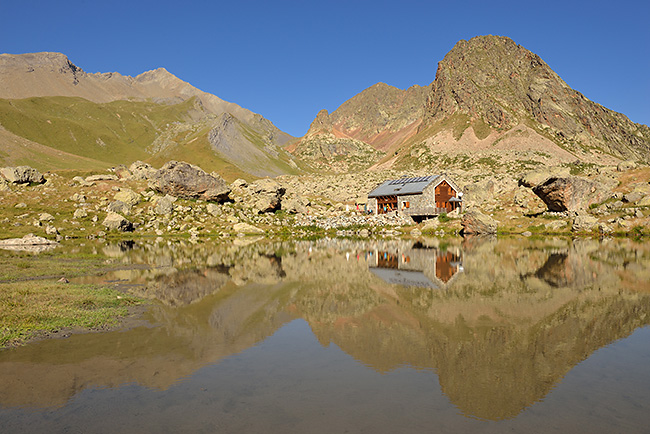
left=532, top=176, right=606, bottom=212
left=0, top=166, right=45, bottom=184
left=149, top=161, right=231, bottom=202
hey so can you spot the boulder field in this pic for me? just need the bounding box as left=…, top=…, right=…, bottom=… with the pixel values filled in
left=0, top=161, right=649, bottom=241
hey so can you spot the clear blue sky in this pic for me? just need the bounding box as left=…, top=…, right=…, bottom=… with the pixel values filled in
left=2, top=0, right=649, bottom=137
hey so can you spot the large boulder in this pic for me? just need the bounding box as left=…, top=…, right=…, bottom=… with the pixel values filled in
left=532, top=176, right=606, bottom=212
left=102, top=212, right=134, bottom=232
left=282, top=195, right=310, bottom=214
left=460, top=210, right=498, bottom=235
left=149, top=161, right=230, bottom=202
left=249, top=178, right=285, bottom=213
left=0, top=166, right=45, bottom=184
left=572, top=212, right=599, bottom=233
left=518, top=167, right=570, bottom=188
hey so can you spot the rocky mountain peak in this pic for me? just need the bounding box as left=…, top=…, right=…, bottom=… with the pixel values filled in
left=305, top=109, right=332, bottom=137
left=424, top=35, right=650, bottom=162
left=0, top=51, right=85, bottom=85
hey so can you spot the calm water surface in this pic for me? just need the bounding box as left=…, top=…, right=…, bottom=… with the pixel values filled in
left=1, top=236, right=649, bottom=433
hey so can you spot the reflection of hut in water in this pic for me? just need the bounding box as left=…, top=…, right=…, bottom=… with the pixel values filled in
left=367, top=243, right=462, bottom=288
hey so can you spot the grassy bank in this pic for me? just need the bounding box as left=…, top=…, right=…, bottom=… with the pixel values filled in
left=0, top=245, right=144, bottom=348
left=0, top=281, right=142, bottom=347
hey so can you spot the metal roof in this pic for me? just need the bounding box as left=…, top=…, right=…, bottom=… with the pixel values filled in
left=368, top=175, right=442, bottom=197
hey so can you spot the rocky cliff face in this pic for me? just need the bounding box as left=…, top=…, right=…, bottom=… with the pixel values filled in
left=290, top=83, right=427, bottom=172
left=291, top=109, right=385, bottom=173
left=424, top=35, right=650, bottom=162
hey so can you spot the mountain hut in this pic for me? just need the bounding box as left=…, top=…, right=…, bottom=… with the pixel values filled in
left=367, top=175, right=462, bottom=220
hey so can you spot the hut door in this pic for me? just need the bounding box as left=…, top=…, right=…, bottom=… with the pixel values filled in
left=435, top=181, right=455, bottom=211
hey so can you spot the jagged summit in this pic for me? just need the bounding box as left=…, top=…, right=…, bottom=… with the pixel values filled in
left=424, top=35, right=650, bottom=161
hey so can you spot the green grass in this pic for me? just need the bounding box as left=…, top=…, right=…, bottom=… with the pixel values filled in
left=0, top=96, right=203, bottom=166
left=0, top=281, right=142, bottom=347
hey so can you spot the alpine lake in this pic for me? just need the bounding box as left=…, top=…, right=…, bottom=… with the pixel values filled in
left=1, top=235, right=649, bottom=433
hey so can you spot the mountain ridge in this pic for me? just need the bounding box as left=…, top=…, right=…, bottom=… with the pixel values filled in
left=292, top=35, right=649, bottom=174
left=0, top=52, right=297, bottom=177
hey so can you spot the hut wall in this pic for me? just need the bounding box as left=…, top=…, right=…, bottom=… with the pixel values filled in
left=367, top=198, right=378, bottom=214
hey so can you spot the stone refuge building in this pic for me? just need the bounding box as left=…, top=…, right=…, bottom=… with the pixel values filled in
left=366, top=174, right=462, bottom=220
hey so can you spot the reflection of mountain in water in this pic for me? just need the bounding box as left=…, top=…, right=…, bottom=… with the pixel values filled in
left=1, top=237, right=649, bottom=421
left=368, top=243, right=462, bottom=288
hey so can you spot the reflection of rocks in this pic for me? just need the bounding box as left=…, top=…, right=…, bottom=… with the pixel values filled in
left=135, top=268, right=230, bottom=306
left=1, top=237, right=649, bottom=420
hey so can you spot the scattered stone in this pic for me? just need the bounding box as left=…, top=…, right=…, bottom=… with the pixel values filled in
left=233, top=222, right=265, bottom=234
left=598, top=223, right=613, bottom=235
left=86, top=174, right=119, bottom=182
left=70, top=193, right=86, bottom=202
left=14, top=203, right=27, bottom=208
left=249, top=178, right=286, bottom=213
left=0, top=234, right=58, bottom=246
left=521, top=231, right=532, bottom=237
left=39, top=212, right=55, bottom=222
left=0, top=166, right=45, bottom=184
left=518, top=167, right=570, bottom=188
left=129, top=161, right=157, bottom=180
left=45, top=224, right=59, bottom=235
left=106, top=200, right=132, bottom=215
left=102, top=212, right=134, bottom=232
left=73, top=208, right=88, bottom=219
left=544, top=220, right=568, bottom=231
left=154, top=194, right=176, bottom=215
left=617, top=160, right=637, bottom=172
left=460, top=210, right=498, bottom=235
left=114, top=188, right=141, bottom=206
left=57, top=277, right=70, bottom=283
left=72, top=176, right=94, bottom=187
left=421, top=218, right=440, bottom=231
left=206, top=203, right=220, bottom=216
left=113, top=165, right=132, bottom=179
left=623, top=191, right=644, bottom=204
left=282, top=195, right=310, bottom=214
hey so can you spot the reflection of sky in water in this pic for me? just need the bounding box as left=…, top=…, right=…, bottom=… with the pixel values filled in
left=1, top=237, right=649, bottom=433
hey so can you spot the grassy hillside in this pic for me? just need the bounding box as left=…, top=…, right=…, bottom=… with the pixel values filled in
left=0, top=96, right=204, bottom=166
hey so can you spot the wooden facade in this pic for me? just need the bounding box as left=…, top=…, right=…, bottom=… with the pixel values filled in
left=367, top=175, right=462, bottom=218
left=434, top=180, right=460, bottom=212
